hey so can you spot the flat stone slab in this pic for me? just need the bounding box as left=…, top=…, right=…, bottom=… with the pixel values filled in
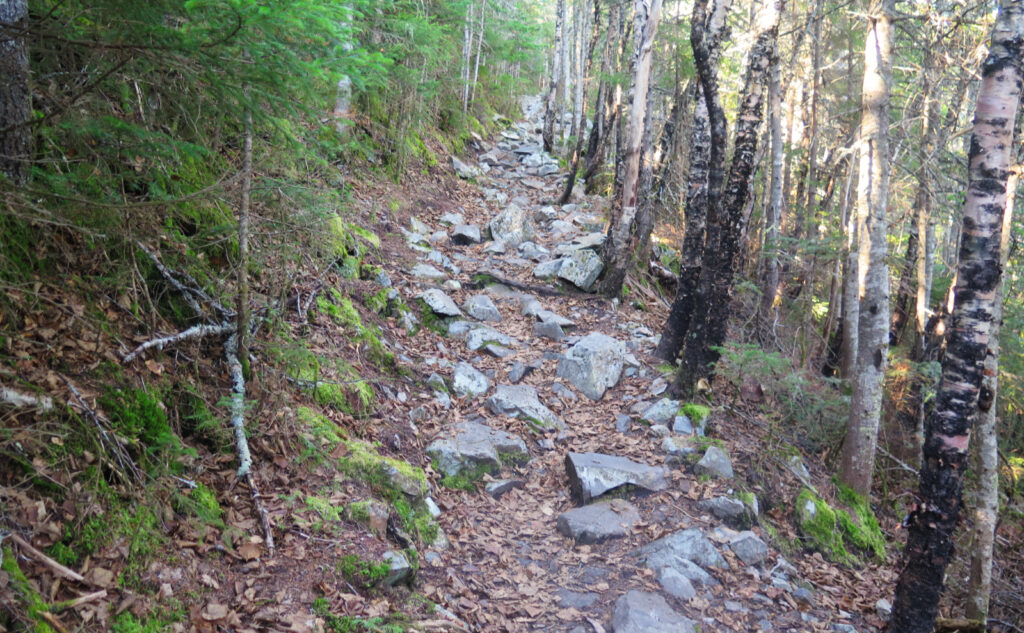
left=487, top=384, right=566, bottom=431
left=729, top=531, right=769, bottom=565
left=533, top=259, right=564, bottom=279
left=557, top=499, right=640, bottom=544
left=452, top=224, right=482, bottom=245
left=640, top=398, right=680, bottom=425
left=488, top=204, right=534, bottom=247
left=410, top=264, right=447, bottom=280
left=612, top=590, right=696, bottom=633
left=696, top=496, right=748, bottom=526
left=638, top=528, right=728, bottom=572
left=465, top=325, right=515, bottom=351
left=565, top=452, right=667, bottom=504
left=426, top=421, right=529, bottom=478
left=453, top=361, right=490, bottom=398
left=694, top=446, right=734, bottom=479
left=420, top=289, right=463, bottom=317
left=486, top=478, right=525, bottom=499
left=656, top=566, right=696, bottom=599
left=556, top=333, right=627, bottom=400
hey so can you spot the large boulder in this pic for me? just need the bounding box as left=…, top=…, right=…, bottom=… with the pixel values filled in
left=640, top=398, right=681, bottom=425
left=426, top=421, right=529, bottom=477
left=452, top=224, right=482, bottom=245
left=556, top=333, right=627, bottom=400
left=611, top=591, right=696, bottom=633
left=488, top=204, right=535, bottom=247
left=557, top=248, right=603, bottom=290
left=556, top=499, right=640, bottom=544
left=565, top=452, right=667, bottom=504
left=486, top=384, right=566, bottom=431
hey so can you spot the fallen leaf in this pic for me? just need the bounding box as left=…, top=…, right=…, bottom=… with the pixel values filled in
left=238, top=542, right=261, bottom=560
left=202, top=603, right=229, bottom=621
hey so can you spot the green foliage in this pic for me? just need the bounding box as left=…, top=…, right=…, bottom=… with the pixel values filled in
left=173, top=483, right=224, bottom=528
left=795, top=489, right=848, bottom=562
left=679, top=403, right=710, bottom=422
left=715, top=343, right=848, bottom=451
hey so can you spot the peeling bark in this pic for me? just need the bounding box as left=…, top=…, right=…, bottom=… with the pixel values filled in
left=890, top=2, right=1024, bottom=629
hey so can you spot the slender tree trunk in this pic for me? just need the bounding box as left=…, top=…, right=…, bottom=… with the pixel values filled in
left=597, top=0, right=663, bottom=297
left=655, top=0, right=732, bottom=362
left=756, top=59, right=785, bottom=344
left=469, top=0, right=485, bottom=107
left=543, top=0, right=566, bottom=152
left=0, top=0, right=31, bottom=184
left=890, top=3, right=1023, bottom=629
left=462, top=2, right=474, bottom=114
left=965, top=164, right=1017, bottom=623
left=838, top=0, right=894, bottom=497
left=582, top=0, right=622, bottom=193
left=560, top=0, right=601, bottom=205
left=237, top=108, right=254, bottom=376
left=673, top=0, right=783, bottom=395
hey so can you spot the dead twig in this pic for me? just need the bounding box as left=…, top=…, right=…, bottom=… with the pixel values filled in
left=122, top=322, right=235, bottom=363
left=62, top=376, right=143, bottom=484
left=8, top=532, right=86, bottom=583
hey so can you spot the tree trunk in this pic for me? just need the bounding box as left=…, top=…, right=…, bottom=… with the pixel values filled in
left=469, top=0, right=486, bottom=107
left=965, top=164, right=1017, bottom=623
left=0, top=0, right=31, bottom=184
left=597, top=0, right=663, bottom=298
left=654, top=0, right=732, bottom=362
left=582, top=0, right=623, bottom=194
left=838, top=0, right=894, bottom=497
left=237, top=108, right=254, bottom=376
left=756, top=59, right=785, bottom=345
left=672, top=0, right=783, bottom=395
left=890, top=2, right=1023, bottom=629
left=543, top=0, right=566, bottom=152
left=560, top=0, right=602, bottom=205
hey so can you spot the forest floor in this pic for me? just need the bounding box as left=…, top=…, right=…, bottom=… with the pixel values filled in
left=1, top=99, right=905, bottom=633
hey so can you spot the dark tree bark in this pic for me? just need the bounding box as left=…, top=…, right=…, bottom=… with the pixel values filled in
left=0, top=0, right=31, bottom=184
left=890, top=2, right=1024, bottom=629
left=654, top=0, right=731, bottom=362
left=672, top=0, right=783, bottom=395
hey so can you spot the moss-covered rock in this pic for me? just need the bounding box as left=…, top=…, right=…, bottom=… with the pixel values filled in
left=795, top=486, right=885, bottom=564
left=795, top=488, right=848, bottom=563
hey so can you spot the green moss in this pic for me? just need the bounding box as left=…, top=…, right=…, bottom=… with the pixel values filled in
left=417, top=299, right=449, bottom=335
left=439, top=462, right=492, bottom=491
left=306, top=494, right=343, bottom=523
left=795, top=488, right=850, bottom=563
left=99, top=387, right=194, bottom=470
left=679, top=403, right=710, bottom=422
left=296, top=406, right=347, bottom=455
left=836, top=482, right=886, bottom=560
left=109, top=605, right=185, bottom=633
left=337, top=554, right=392, bottom=588
left=340, top=440, right=428, bottom=500
left=365, top=288, right=392, bottom=315
left=2, top=545, right=56, bottom=632
left=313, top=597, right=405, bottom=632
left=345, top=500, right=372, bottom=523
left=282, top=349, right=375, bottom=416
left=392, top=497, right=439, bottom=545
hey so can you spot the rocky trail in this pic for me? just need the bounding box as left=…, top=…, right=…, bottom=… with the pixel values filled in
left=369, top=96, right=890, bottom=633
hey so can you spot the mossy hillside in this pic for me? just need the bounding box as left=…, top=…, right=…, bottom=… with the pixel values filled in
left=277, top=347, right=374, bottom=416
left=317, top=288, right=395, bottom=369
left=171, top=482, right=224, bottom=528
left=98, top=387, right=197, bottom=472
left=296, top=405, right=348, bottom=462
left=795, top=486, right=885, bottom=564
left=2, top=545, right=56, bottom=633
left=337, top=554, right=392, bottom=589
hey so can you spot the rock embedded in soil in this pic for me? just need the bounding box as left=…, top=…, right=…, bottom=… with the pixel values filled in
left=410, top=263, right=448, bottom=280
left=556, top=499, right=640, bottom=544
left=611, top=590, right=697, bottom=633
left=638, top=528, right=728, bottom=572
left=728, top=531, right=770, bottom=566
left=426, top=421, right=529, bottom=478
left=556, top=333, right=627, bottom=400
left=696, top=496, right=748, bottom=526
left=465, top=325, right=515, bottom=351
left=439, top=212, right=465, bottom=226
left=486, top=384, right=566, bottom=431
left=486, top=478, right=525, bottom=499
left=452, top=156, right=482, bottom=179
left=656, top=566, right=697, bottom=600
left=533, top=320, right=564, bottom=341
left=536, top=308, right=575, bottom=328
left=488, top=204, right=534, bottom=247
left=452, top=224, right=482, bottom=245
left=694, top=446, right=734, bottom=479
left=420, top=289, right=463, bottom=317
left=463, top=294, right=502, bottom=322
left=453, top=362, right=490, bottom=398
left=533, top=259, right=564, bottom=279
left=640, top=398, right=680, bottom=425
left=557, top=248, right=604, bottom=290
left=565, top=452, right=668, bottom=504
left=382, top=550, right=413, bottom=586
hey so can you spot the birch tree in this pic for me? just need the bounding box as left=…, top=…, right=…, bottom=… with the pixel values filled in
left=890, top=2, right=1024, bottom=629
left=838, top=0, right=894, bottom=497
left=597, top=0, right=663, bottom=298
left=543, top=0, right=566, bottom=152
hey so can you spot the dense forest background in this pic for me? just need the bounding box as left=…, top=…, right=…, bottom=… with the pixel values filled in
left=1, top=0, right=1023, bottom=632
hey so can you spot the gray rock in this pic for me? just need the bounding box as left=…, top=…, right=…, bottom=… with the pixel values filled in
left=534, top=206, right=559, bottom=222
left=729, top=531, right=769, bottom=565
left=557, top=231, right=606, bottom=254
left=447, top=320, right=476, bottom=337
left=724, top=601, right=747, bottom=613
left=549, top=219, right=575, bottom=237
left=409, top=407, right=429, bottom=423
left=429, top=230, right=447, bottom=244
left=557, top=248, right=604, bottom=290
left=482, top=344, right=513, bottom=358
left=483, top=240, right=506, bottom=254
left=649, top=424, right=671, bottom=438
left=795, top=587, right=815, bottom=607
left=486, top=384, right=566, bottom=431
left=656, top=566, right=697, bottom=600
left=374, top=269, right=393, bottom=287
left=427, top=372, right=447, bottom=392
left=557, top=500, right=640, bottom=544
left=672, top=415, right=694, bottom=435
left=786, top=454, right=811, bottom=481
left=615, top=414, right=632, bottom=433
left=520, top=296, right=544, bottom=316
left=453, top=362, right=490, bottom=398
left=488, top=204, right=534, bottom=247
left=410, top=263, right=447, bottom=281
left=532, top=258, right=564, bottom=279
left=696, top=497, right=748, bottom=523
left=507, top=362, right=532, bottom=384
left=463, top=295, right=502, bottom=322
left=611, top=590, right=696, bottom=633
left=533, top=320, right=564, bottom=341
left=536, top=309, right=575, bottom=327
left=551, top=382, right=578, bottom=402
left=638, top=528, right=728, bottom=571
left=517, top=241, right=549, bottom=261
left=556, top=333, right=627, bottom=400
left=694, top=446, right=734, bottom=479
left=452, top=156, right=482, bottom=179
left=399, top=312, right=419, bottom=334
left=565, top=452, right=668, bottom=504
left=443, top=279, right=462, bottom=292
left=410, top=216, right=431, bottom=235
left=452, top=224, right=482, bottom=245
left=875, top=598, right=892, bottom=622
left=382, top=550, right=412, bottom=586
left=662, top=436, right=697, bottom=457
left=486, top=479, right=525, bottom=499
left=439, top=212, right=465, bottom=226
left=426, top=249, right=460, bottom=275
left=465, top=325, right=514, bottom=351
left=426, top=421, right=529, bottom=477
left=640, top=398, right=680, bottom=425
left=424, top=497, right=441, bottom=518
left=832, top=625, right=859, bottom=633
left=420, top=289, right=463, bottom=318
left=556, top=589, right=600, bottom=609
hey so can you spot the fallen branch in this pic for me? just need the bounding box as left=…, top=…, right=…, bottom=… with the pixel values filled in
left=0, top=386, right=54, bottom=411
left=8, top=533, right=85, bottom=583
left=136, top=241, right=233, bottom=320
left=935, top=617, right=985, bottom=633
left=878, top=445, right=918, bottom=475
left=56, top=590, right=107, bottom=611
left=123, top=322, right=235, bottom=363
left=245, top=470, right=275, bottom=554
